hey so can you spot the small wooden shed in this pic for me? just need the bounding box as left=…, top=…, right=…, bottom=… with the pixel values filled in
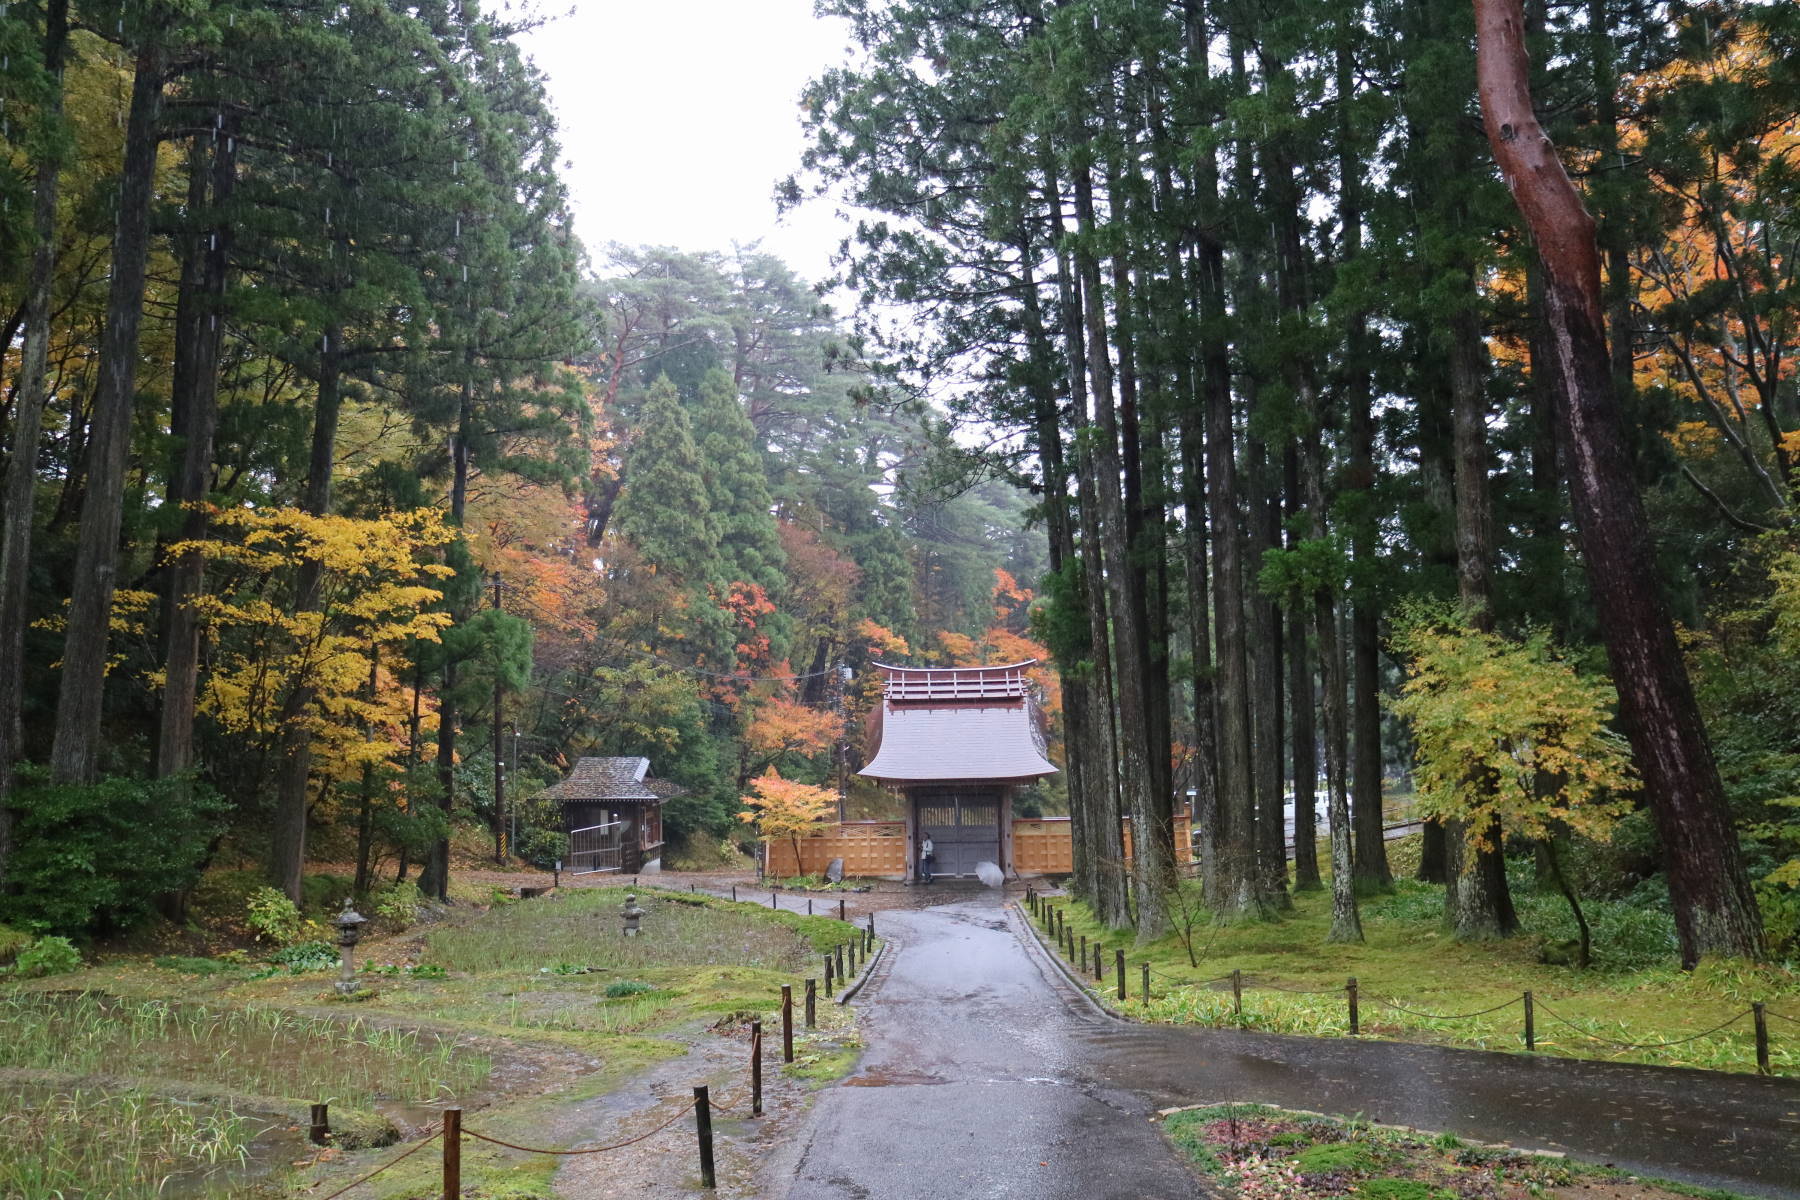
left=537, top=756, right=683, bottom=876
left=859, top=662, right=1057, bottom=881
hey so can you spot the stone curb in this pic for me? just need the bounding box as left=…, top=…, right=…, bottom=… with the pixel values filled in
left=1009, top=900, right=1130, bottom=1023
left=835, top=937, right=887, bottom=1005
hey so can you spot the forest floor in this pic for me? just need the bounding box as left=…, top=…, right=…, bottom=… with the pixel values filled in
left=0, top=881, right=873, bottom=1199
left=1039, top=843, right=1800, bottom=1078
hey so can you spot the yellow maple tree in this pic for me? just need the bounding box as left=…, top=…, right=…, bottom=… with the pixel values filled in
left=737, top=767, right=839, bottom=875
left=171, top=506, right=455, bottom=786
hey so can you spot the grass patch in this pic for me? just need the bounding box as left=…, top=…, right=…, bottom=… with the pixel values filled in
left=4, top=883, right=849, bottom=1199
left=1041, top=860, right=1800, bottom=1075
left=0, top=1085, right=280, bottom=1200
left=422, top=886, right=861, bottom=972
left=1161, top=1104, right=1749, bottom=1200
left=0, top=991, right=488, bottom=1109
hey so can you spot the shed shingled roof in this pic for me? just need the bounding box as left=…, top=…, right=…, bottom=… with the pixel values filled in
left=536, top=756, right=684, bottom=803
left=858, top=662, right=1058, bottom=785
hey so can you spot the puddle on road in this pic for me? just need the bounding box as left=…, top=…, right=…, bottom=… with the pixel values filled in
left=841, top=1068, right=948, bottom=1087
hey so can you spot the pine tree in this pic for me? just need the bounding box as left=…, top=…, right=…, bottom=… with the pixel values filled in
left=615, top=376, right=721, bottom=583
left=692, top=368, right=786, bottom=596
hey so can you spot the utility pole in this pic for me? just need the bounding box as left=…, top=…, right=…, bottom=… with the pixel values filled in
left=491, top=572, right=505, bottom=866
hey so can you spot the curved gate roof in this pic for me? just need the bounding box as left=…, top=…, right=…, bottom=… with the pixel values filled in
left=858, top=662, right=1058, bottom=785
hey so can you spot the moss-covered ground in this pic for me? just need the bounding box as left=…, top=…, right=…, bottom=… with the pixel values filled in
left=1039, top=841, right=1799, bottom=1076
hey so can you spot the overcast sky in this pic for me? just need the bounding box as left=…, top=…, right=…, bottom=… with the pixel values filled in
left=518, top=1, right=858, bottom=285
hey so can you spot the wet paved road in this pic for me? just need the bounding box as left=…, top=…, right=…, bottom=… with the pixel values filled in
left=772, top=891, right=1800, bottom=1199
left=772, top=895, right=1205, bottom=1198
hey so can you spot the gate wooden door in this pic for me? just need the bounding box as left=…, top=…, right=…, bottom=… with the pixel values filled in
left=916, top=790, right=999, bottom=878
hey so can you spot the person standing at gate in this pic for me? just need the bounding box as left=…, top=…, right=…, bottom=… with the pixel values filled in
left=919, top=835, right=935, bottom=884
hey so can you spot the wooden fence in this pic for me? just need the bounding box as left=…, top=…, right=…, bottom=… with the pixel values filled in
left=765, top=821, right=908, bottom=878
left=765, top=814, right=1193, bottom=879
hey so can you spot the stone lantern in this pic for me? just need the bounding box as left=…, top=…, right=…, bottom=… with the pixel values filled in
left=621, top=893, right=644, bottom=937
left=334, top=898, right=369, bottom=996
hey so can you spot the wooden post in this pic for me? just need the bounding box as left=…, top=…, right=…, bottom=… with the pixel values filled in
left=838, top=897, right=846, bottom=922
left=1232, top=969, right=1242, bottom=1016
left=1079, top=934, right=1087, bottom=969
left=808, top=898, right=813, bottom=915
left=1094, top=943, right=1104, bottom=981
left=771, top=891, right=778, bottom=909
left=693, top=1086, right=716, bottom=1189
left=835, top=942, right=846, bottom=980
left=781, top=985, right=794, bottom=1063
left=1523, top=991, right=1535, bottom=1051
left=732, top=885, right=737, bottom=902
left=1115, top=948, right=1126, bottom=1001
left=441, top=1107, right=461, bottom=1200
left=309, top=1102, right=330, bottom=1146
left=824, top=954, right=835, bottom=996
left=868, top=913, right=876, bottom=938
left=1347, top=977, right=1359, bottom=1035
left=751, top=1019, right=763, bottom=1115
left=805, top=977, right=817, bottom=1028
left=1754, top=1002, right=1770, bottom=1075
left=1141, top=961, right=1150, bottom=1003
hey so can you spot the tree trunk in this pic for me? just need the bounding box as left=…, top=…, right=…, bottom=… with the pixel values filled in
left=1019, top=238, right=1095, bottom=909
left=1074, top=155, right=1168, bottom=936
left=1474, top=0, right=1764, bottom=964
left=1286, top=449, right=1320, bottom=891
left=1339, top=25, right=1392, bottom=893
left=1247, top=436, right=1289, bottom=908
left=270, top=327, right=344, bottom=901
left=0, top=0, right=70, bottom=878
left=1198, top=224, right=1257, bottom=918
left=49, top=39, right=166, bottom=784
left=157, top=123, right=236, bottom=781
left=1298, top=401, right=1362, bottom=945
left=355, top=654, right=379, bottom=895
left=1448, top=279, right=1518, bottom=940
left=420, top=355, right=479, bottom=903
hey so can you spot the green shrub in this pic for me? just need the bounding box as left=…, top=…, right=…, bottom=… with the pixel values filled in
left=301, top=873, right=353, bottom=914
left=374, top=880, right=425, bottom=927
left=605, top=979, right=656, bottom=998
left=0, top=924, right=29, bottom=965
left=0, top=770, right=225, bottom=937
left=246, top=887, right=304, bottom=944
left=13, top=935, right=81, bottom=978
left=268, top=940, right=338, bottom=972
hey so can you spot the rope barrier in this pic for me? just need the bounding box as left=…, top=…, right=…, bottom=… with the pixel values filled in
left=1533, top=1000, right=1748, bottom=1050
left=462, top=1099, right=700, bottom=1156
left=1252, top=979, right=1344, bottom=995
left=1146, top=968, right=1234, bottom=987
left=313, top=1127, right=441, bottom=1200
left=1043, top=899, right=1787, bottom=1068
left=1374, top=995, right=1523, bottom=1022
